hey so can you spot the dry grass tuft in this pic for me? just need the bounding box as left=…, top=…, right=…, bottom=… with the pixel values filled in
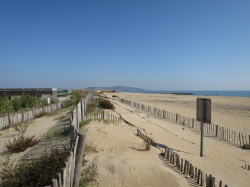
left=5, top=135, right=39, bottom=153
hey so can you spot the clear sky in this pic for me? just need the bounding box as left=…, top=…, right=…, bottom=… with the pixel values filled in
left=0, top=0, right=249, bottom=90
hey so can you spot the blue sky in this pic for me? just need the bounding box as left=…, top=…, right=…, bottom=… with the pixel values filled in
left=0, top=0, right=249, bottom=90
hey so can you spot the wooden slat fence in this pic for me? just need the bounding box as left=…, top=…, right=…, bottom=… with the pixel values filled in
left=137, top=129, right=228, bottom=187
left=0, top=102, right=67, bottom=129
left=85, top=108, right=122, bottom=124
left=119, top=98, right=250, bottom=147
left=45, top=93, right=93, bottom=187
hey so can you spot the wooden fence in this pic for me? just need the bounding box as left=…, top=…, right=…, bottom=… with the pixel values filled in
left=85, top=108, right=122, bottom=124
left=137, top=129, right=228, bottom=187
left=0, top=102, right=68, bottom=129
left=57, top=96, right=230, bottom=187
left=45, top=93, right=93, bottom=187
left=119, top=98, right=250, bottom=147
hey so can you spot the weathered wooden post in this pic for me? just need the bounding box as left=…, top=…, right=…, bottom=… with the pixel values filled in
left=73, top=133, right=86, bottom=187
left=195, top=167, right=197, bottom=180
left=215, top=125, right=218, bottom=137
left=181, top=159, right=183, bottom=172
left=197, top=169, right=201, bottom=184
left=219, top=180, right=222, bottom=187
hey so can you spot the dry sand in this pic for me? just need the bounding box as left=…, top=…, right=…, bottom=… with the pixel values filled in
left=81, top=120, right=189, bottom=187
left=1, top=93, right=249, bottom=186
left=86, top=92, right=250, bottom=187
left=110, top=92, right=250, bottom=133
left=0, top=107, right=72, bottom=170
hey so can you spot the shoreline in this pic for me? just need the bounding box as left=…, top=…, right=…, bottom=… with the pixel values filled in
left=114, top=90, right=250, bottom=97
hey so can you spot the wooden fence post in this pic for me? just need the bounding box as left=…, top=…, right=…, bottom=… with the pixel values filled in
left=197, top=169, right=200, bottom=184
left=239, top=132, right=242, bottom=146
left=219, top=181, right=222, bottom=187
left=73, top=133, right=86, bottom=187
left=201, top=171, right=204, bottom=186
left=181, top=158, right=183, bottom=172
left=184, top=160, right=187, bottom=174
left=215, top=125, right=218, bottom=137
left=195, top=167, right=197, bottom=180
left=211, top=176, right=215, bottom=187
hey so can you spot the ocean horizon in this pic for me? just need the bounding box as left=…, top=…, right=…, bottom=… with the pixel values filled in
left=134, top=90, right=250, bottom=97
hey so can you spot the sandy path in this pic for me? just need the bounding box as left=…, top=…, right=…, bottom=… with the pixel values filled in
left=0, top=108, right=71, bottom=169
left=82, top=121, right=190, bottom=187
left=107, top=96, right=250, bottom=187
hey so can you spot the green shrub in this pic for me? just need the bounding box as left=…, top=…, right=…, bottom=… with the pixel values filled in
left=70, top=90, right=88, bottom=104
left=0, top=95, right=13, bottom=114
left=11, top=97, right=22, bottom=111
left=20, top=95, right=40, bottom=108
left=0, top=147, right=69, bottom=187
left=98, top=99, right=114, bottom=109
left=5, top=135, right=39, bottom=153
left=0, top=94, right=50, bottom=114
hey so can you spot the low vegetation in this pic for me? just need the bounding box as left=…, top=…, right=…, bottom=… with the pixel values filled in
left=79, top=164, right=98, bottom=187
left=35, top=111, right=48, bottom=118
left=0, top=94, right=49, bottom=114
left=0, top=147, right=69, bottom=187
left=13, top=121, right=32, bottom=133
left=70, top=90, right=89, bottom=105
left=45, top=127, right=70, bottom=140
left=98, top=98, right=115, bottom=109
left=142, top=138, right=151, bottom=151
left=84, top=141, right=98, bottom=155
left=242, top=144, right=250, bottom=150
left=80, top=120, right=91, bottom=128
left=5, top=135, right=39, bottom=153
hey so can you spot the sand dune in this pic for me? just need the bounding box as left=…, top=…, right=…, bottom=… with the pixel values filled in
left=82, top=121, right=189, bottom=187
left=89, top=92, right=250, bottom=187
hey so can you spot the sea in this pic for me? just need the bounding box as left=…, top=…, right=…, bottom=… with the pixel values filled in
left=140, top=90, right=250, bottom=97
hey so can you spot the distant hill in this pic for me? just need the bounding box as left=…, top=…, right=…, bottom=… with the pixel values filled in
left=87, top=86, right=146, bottom=93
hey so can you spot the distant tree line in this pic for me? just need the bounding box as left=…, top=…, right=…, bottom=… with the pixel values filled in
left=0, top=95, right=49, bottom=114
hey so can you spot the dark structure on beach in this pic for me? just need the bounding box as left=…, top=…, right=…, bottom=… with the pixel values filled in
left=0, top=88, right=58, bottom=100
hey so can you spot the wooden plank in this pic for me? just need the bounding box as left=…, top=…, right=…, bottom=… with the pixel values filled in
left=189, top=165, right=192, bottom=178
left=239, top=132, right=242, bottom=146
left=211, top=176, right=215, bottom=187
left=219, top=180, right=222, bottom=187
left=197, top=169, right=200, bottom=184
left=244, top=134, right=248, bottom=145
left=187, top=162, right=190, bottom=175
left=206, top=174, right=210, bottom=187
left=229, top=129, right=231, bottom=142
left=242, top=133, right=245, bottom=145
left=201, top=171, right=204, bottom=186
left=181, top=159, right=183, bottom=172
left=184, top=160, right=187, bottom=174
left=195, top=167, right=197, bottom=180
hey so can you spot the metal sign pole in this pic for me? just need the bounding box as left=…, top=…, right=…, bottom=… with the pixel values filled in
left=200, top=121, right=204, bottom=157
left=197, top=98, right=212, bottom=158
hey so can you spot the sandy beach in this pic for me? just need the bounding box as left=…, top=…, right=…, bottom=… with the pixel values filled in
left=81, top=92, right=250, bottom=187
left=110, top=92, right=250, bottom=133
